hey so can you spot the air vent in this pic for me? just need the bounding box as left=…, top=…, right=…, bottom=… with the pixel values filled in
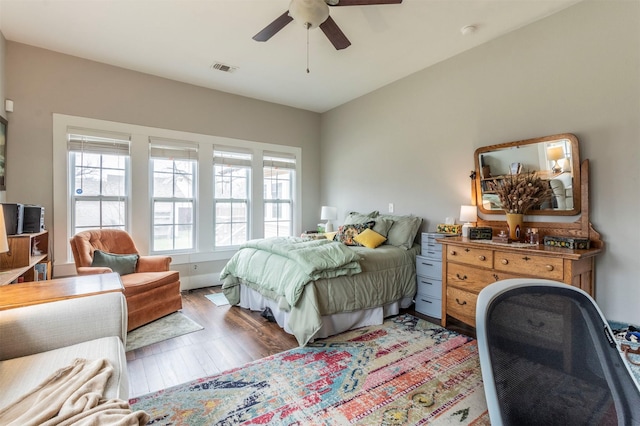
left=211, top=62, right=239, bottom=73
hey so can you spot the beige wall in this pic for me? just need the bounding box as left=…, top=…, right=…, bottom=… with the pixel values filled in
left=321, top=1, right=640, bottom=325
left=3, top=42, right=321, bottom=286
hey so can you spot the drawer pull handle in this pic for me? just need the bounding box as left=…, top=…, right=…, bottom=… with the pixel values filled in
left=456, top=273, right=468, bottom=281
left=455, top=298, right=467, bottom=306
left=420, top=299, right=433, bottom=304
left=449, top=250, right=457, bottom=256
left=478, top=255, right=486, bottom=261
left=493, top=274, right=499, bottom=281
left=421, top=281, right=433, bottom=286
left=546, top=265, right=554, bottom=271
left=527, top=319, right=545, bottom=328
left=422, top=262, right=434, bottom=267
left=501, top=259, right=509, bottom=265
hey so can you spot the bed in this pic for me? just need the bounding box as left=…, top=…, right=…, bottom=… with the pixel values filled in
left=220, top=212, right=423, bottom=346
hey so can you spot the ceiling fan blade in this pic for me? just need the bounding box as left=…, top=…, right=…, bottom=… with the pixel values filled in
left=252, top=11, right=293, bottom=42
left=320, top=16, right=351, bottom=50
left=329, top=0, right=402, bottom=6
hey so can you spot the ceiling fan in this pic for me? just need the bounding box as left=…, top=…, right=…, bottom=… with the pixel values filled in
left=253, top=0, right=403, bottom=50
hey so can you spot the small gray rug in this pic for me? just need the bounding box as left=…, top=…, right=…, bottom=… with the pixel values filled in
left=126, top=312, right=204, bottom=352
left=205, top=292, right=229, bottom=306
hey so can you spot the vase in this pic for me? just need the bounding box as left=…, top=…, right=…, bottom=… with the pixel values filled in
left=505, top=213, right=524, bottom=241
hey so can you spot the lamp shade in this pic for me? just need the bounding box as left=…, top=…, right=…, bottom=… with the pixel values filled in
left=460, top=205, right=478, bottom=223
left=547, top=146, right=564, bottom=161
left=0, top=210, right=8, bottom=253
left=320, top=206, right=337, bottom=221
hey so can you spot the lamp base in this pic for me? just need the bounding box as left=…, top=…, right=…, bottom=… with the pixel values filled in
left=325, top=221, right=334, bottom=233
left=462, top=222, right=472, bottom=238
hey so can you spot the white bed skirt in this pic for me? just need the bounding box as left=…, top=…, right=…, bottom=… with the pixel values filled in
left=238, top=284, right=414, bottom=342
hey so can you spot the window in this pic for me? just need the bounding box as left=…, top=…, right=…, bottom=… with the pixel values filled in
left=68, top=129, right=130, bottom=235
left=263, top=152, right=295, bottom=238
left=150, top=139, right=197, bottom=252
left=54, top=114, right=302, bottom=276
left=214, top=148, right=252, bottom=248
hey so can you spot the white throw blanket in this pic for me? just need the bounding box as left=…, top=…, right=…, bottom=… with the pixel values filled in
left=0, top=358, right=149, bottom=426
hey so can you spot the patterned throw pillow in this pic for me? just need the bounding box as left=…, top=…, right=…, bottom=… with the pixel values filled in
left=334, top=221, right=375, bottom=246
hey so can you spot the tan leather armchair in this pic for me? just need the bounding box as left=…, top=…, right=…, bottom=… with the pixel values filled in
left=70, top=229, right=182, bottom=331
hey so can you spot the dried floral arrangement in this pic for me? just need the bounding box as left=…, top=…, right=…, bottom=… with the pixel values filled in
left=493, top=172, right=554, bottom=214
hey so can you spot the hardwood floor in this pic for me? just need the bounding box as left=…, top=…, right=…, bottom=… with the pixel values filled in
left=125, top=287, right=475, bottom=398
left=126, top=287, right=298, bottom=398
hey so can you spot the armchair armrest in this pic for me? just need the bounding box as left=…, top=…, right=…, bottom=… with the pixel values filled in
left=0, top=292, right=127, bottom=361
left=76, top=266, right=113, bottom=275
left=137, top=255, right=172, bottom=272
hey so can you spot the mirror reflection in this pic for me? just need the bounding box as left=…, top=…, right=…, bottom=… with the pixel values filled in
left=475, top=133, right=581, bottom=216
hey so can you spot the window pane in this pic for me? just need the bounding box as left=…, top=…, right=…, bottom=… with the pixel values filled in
left=102, top=168, right=125, bottom=197
left=75, top=200, right=100, bottom=227
left=154, top=202, right=174, bottom=224
left=215, top=223, right=231, bottom=246
left=174, top=224, right=193, bottom=250
left=102, top=154, right=126, bottom=169
left=175, top=202, right=193, bottom=225
left=102, top=201, right=125, bottom=227
left=153, top=225, right=173, bottom=251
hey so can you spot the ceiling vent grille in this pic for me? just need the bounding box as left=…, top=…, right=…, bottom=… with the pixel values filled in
left=211, top=62, right=238, bottom=73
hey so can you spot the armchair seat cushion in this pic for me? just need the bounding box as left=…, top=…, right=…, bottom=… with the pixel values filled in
left=0, top=336, right=127, bottom=409
left=121, top=271, right=180, bottom=297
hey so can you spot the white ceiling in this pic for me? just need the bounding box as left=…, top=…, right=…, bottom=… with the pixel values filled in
left=0, top=0, right=581, bottom=113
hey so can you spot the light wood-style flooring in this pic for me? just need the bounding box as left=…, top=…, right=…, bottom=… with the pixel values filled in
left=125, top=287, right=472, bottom=398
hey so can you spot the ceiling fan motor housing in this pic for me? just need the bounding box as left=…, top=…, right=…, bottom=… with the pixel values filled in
left=289, top=0, right=330, bottom=29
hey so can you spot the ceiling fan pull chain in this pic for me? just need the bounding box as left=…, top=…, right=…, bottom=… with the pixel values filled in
left=306, top=22, right=311, bottom=74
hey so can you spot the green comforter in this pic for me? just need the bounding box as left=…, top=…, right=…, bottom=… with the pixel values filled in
left=220, top=237, right=362, bottom=308
left=221, top=237, right=419, bottom=347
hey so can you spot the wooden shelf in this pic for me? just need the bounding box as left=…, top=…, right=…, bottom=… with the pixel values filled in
left=0, top=231, right=50, bottom=285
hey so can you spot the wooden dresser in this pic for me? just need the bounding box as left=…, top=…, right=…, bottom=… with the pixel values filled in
left=438, top=237, right=602, bottom=328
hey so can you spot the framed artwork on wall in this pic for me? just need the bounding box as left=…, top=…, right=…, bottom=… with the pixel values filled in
left=0, top=115, right=6, bottom=191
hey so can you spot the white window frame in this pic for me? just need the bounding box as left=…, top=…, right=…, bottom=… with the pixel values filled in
left=67, top=129, right=131, bottom=235
left=52, top=114, right=302, bottom=277
left=213, top=147, right=252, bottom=249
left=149, top=138, right=198, bottom=253
left=263, top=151, right=296, bottom=238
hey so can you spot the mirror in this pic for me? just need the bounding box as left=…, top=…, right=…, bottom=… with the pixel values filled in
left=474, top=133, right=581, bottom=216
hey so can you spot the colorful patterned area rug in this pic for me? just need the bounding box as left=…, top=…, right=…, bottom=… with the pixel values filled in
left=130, top=314, right=490, bottom=425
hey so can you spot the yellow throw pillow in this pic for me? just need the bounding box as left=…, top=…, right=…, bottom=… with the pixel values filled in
left=353, top=228, right=387, bottom=249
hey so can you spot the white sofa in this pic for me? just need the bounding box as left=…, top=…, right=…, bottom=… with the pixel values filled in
left=0, top=292, right=129, bottom=409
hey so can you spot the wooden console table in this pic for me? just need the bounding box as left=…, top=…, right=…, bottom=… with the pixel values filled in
left=0, top=272, right=123, bottom=310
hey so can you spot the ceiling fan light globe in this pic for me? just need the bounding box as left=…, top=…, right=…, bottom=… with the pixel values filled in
left=289, top=0, right=330, bottom=29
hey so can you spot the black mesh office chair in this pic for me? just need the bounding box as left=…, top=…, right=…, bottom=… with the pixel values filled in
left=476, top=278, right=640, bottom=425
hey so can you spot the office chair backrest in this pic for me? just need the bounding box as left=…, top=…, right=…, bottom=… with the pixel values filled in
left=476, top=278, right=640, bottom=426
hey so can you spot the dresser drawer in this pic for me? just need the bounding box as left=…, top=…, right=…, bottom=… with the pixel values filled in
left=416, top=255, right=442, bottom=279
left=446, top=287, right=477, bottom=327
left=446, top=263, right=519, bottom=293
left=417, top=276, right=442, bottom=298
left=494, top=251, right=564, bottom=280
left=445, top=245, right=493, bottom=268
left=415, top=294, right=442, bottom=318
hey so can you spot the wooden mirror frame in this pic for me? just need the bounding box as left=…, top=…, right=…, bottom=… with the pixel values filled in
left=474, top=133, right=581, bottom=216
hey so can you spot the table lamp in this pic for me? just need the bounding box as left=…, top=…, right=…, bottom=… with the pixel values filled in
left=547, top=146, right=565, bottom=173
left=460, top=205, right=477, bottom=238
left=320, top=206, right=337, bottom=233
